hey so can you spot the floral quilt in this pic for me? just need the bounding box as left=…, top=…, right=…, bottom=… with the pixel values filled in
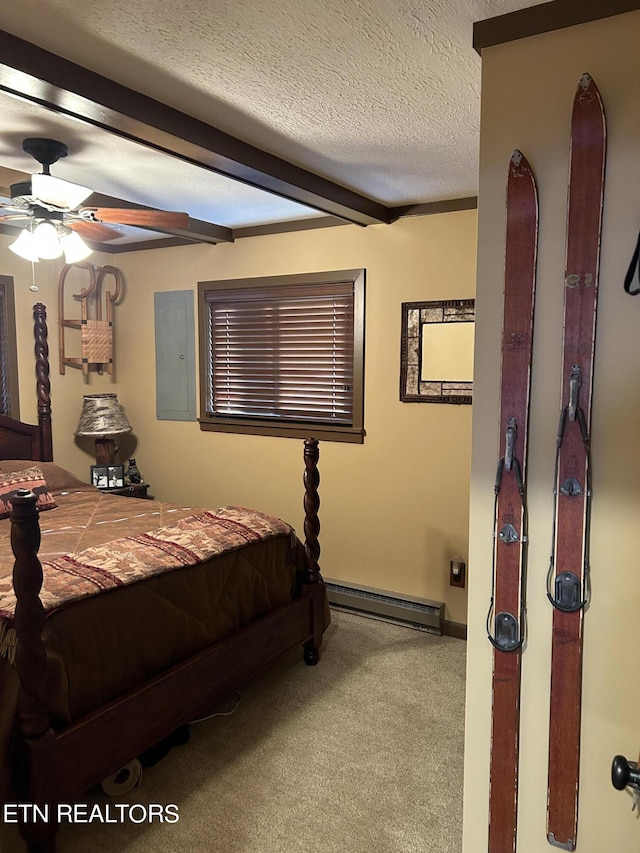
left=0, top=505, right=293, bottom=661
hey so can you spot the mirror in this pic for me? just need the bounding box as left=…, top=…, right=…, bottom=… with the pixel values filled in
left=400, top=299, right=475, bottom=404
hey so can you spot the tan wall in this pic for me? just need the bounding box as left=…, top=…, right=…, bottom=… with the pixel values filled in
left=0, top=240, right=117, bottom=473
left=1, top=210, right=476, bottom=625
left=464, top=12, right=640, bottom=852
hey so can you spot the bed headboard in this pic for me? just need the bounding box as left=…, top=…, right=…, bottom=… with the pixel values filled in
left=0, top=303, right=52, bottom=462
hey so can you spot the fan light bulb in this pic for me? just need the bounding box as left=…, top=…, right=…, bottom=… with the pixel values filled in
left=33, top=221, right=63, bottom=259
left=8, top=228, right=40, bottom=262
left=60, top=230, right=92, bottom=263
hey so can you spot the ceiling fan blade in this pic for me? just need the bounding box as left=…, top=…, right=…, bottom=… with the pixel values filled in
left=67, top=219, right=122, bottom=242
left=0, top=212, right=31, bottom=221
left=83, top=208, right=190, bottom=229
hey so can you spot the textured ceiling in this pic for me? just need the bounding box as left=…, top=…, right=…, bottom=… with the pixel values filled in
left=0, top=0, right=546, bottom=239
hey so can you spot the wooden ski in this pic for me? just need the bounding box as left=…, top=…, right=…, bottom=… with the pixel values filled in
left=487, top=149, right=538, bottom=853
left=546, top=73, right=606, bottom=851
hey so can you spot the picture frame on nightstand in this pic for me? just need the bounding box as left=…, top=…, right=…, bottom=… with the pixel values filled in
left=91, top=464, right=125, bottom=490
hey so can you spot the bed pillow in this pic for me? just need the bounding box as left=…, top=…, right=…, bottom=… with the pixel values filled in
left=0, top=460, right=90, bottom=493
left=0, top=466, right=58, bottom=519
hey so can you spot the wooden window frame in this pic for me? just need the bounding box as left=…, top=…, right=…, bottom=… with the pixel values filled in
left=197, top=269, right=365, bottom=443
left=0, top=275, right=20, bottom=419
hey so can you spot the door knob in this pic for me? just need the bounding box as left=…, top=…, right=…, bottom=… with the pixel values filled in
left=611, top=755, right=640, bottom=791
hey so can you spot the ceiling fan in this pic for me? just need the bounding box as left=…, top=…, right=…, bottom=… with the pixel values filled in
left=0, top=137, right=190, bottom=261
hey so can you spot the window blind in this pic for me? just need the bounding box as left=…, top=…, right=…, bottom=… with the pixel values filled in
left=205, top=281, right=355, bottom=425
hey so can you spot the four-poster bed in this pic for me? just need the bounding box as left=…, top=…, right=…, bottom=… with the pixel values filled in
left=0, top=304, right=328, bottom=852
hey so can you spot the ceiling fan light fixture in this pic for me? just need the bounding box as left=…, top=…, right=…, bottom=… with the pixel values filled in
left=31, top=173, right=93, bottom=210
left=9, top=219, right=93, bottom=265
left=3, top=138, right=189, bottom=252
left=60, top=229, right=92, bottom=263
left=8, top=227, right=40, bottom=262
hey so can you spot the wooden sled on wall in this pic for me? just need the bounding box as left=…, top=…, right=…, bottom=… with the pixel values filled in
left=58, top=263, right=124, bottom=375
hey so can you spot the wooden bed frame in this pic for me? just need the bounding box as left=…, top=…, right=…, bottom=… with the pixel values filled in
left=4, top=304, right=327, bottom=852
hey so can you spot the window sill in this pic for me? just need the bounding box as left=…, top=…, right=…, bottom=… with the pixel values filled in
left=198, top=418, right=365, bottom=444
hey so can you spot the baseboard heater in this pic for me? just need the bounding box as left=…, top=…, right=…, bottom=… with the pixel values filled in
left=324, top=579, right=444, bottom=635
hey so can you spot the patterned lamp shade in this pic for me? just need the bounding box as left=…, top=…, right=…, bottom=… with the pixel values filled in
left=75, top=394, right=132, bottom=465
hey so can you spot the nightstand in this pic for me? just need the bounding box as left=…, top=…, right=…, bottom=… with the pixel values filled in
left=103, top=482, right=151, bottom=499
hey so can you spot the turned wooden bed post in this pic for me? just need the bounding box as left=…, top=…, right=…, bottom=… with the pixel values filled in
left=303, top=438, right=321, bottom=582
left=302, top=437, right=324, bottom=665
left=33, top=303, right=53, bottom=463
left=11, top=489, right=58, bottom=852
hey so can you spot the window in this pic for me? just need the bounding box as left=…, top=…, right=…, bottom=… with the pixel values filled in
left=198, top=269, right=365, bottom=442
left=0, top=276, right=19, bottom=418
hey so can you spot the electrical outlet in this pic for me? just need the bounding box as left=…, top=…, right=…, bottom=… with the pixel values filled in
left=450, top=558, right=466, bottom=588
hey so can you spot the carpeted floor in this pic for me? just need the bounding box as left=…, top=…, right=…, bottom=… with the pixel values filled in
left=1, top=609, right=466, bottom=852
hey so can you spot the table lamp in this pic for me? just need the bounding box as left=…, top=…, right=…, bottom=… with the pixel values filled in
left=75, top=393, right=132, bottom=465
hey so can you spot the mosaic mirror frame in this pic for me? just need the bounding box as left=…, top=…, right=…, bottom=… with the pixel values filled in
left=400, top=299, right=475, bottom=404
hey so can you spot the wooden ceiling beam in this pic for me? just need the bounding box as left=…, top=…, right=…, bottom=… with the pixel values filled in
left=474, top=0, right=640, bottom=53
left=0, top=30, right=391, bottom=227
